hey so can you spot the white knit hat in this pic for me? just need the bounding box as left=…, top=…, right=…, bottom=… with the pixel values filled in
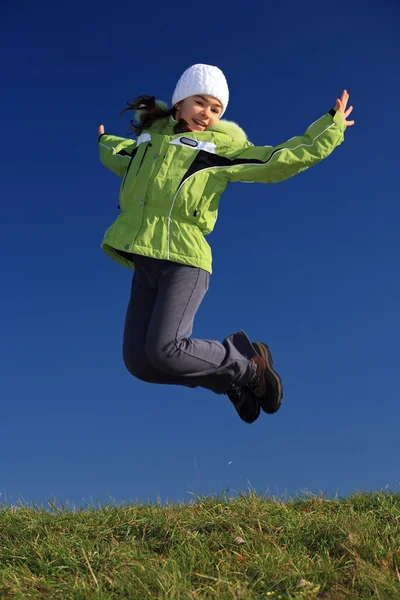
left=172, top=64, right=229, bottom=116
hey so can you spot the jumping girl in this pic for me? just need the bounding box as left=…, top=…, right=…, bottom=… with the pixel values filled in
left=98, top=64, right=354, bottom=424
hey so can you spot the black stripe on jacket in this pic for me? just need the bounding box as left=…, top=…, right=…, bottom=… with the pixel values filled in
left=179, top=150, right=265, bottom=188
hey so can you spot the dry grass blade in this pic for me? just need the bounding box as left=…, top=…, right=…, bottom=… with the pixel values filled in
left=82, top=548, right=98, bottom=588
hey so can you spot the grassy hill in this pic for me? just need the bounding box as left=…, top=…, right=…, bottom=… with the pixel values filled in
left=0, top=491, right=399, bottom=599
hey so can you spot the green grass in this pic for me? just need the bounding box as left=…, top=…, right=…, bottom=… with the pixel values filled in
left=0, top=491, right=399, bottom=599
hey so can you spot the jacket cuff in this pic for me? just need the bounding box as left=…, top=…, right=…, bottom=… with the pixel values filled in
left=98, top=133, right=106, bottom=143
left=329, top=108, right=346, bottom=132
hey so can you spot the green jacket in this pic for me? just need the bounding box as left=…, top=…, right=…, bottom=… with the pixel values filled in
left=99, top=106, right=346, bottom=273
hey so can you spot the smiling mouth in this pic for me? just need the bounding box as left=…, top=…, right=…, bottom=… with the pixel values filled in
left=192, top=119, right=207, bottom=128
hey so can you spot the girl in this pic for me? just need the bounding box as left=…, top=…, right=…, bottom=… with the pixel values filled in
left=98, top=64, right=354, bottom=424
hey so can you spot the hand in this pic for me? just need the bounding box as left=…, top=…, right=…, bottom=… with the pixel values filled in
left=336, top=90, right=355, bottom=126
left=98, top=124, right=105, bottom=136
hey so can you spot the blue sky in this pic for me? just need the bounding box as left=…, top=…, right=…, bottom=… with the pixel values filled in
left=1, top=1, right=399, bottom=508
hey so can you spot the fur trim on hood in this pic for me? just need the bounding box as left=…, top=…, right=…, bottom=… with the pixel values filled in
left=207, top=119, right=248, bottom=142
left=135, top=100, right=248, bottom=143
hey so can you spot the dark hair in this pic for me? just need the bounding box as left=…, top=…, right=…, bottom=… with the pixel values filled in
left=120, top=95, right=191, bottom=136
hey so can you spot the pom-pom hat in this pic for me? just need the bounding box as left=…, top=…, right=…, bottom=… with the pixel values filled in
left=172, top=64, right=229, bottom=117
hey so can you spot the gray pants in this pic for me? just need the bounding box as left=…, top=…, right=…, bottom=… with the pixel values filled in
left=122, top=254, right=257, bottom=395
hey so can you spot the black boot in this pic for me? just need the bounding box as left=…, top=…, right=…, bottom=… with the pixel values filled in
left=225, top=384, right=260, bottom=424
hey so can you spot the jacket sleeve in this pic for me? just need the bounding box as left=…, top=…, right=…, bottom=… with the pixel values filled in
left=225, top=109, right=346, bottom=184
left=98, top=133, right=136, bottom=178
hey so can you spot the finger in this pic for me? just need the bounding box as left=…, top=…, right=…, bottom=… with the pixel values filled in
left=336, top=98, right=342, bottom=111
left=98, top=124, right=105, bottom=135
left=344, top=106, right=354, bottom=117
left=341, top=90, right=348, bottom=111
left=345, top=119, right=355, bottom=126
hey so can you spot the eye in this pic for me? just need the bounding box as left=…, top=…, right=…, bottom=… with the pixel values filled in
left=212, top=108, right=220, bottom=114
left=196, top=100, right=204, bottom=106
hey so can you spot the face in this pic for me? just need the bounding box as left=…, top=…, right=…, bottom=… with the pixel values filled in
left=174, top=94, right=223, bottom=131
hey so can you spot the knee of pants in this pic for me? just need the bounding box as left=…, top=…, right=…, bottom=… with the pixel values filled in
left=145, top=339, right=180, bottom=374
left=123, top=349, right=158, bottom=383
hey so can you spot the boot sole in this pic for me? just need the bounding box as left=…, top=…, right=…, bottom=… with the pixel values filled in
left=252, top=342, right=283, bottom=414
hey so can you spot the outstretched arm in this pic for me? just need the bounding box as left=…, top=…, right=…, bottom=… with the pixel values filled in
left=225, top=90, right=354, bottom=184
